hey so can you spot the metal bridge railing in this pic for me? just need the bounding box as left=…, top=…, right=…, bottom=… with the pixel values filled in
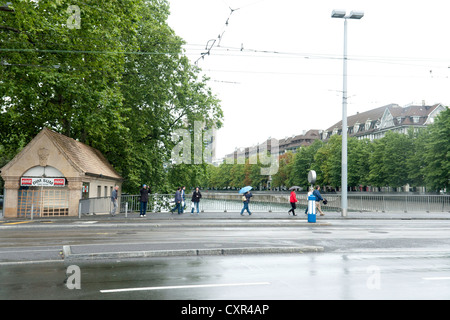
left=78, top=193, right=450, bottom=217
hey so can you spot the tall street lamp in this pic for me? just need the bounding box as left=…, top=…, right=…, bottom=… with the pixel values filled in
left=331, top=10, right=364, bottom=217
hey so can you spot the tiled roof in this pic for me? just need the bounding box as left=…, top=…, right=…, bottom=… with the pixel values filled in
left=326, top=104, right=399, bottom=131
left=43, top=128, right=122, bottom=180
left=324, top=103, right=442, bottom=135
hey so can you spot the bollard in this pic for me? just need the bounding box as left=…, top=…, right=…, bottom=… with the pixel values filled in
left=125, top=202, right=128, bottom=218
left=307, top=195, right=316, bottom=223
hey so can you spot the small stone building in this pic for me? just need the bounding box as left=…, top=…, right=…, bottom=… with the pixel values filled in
left=1, top=128, right=122, bottom=218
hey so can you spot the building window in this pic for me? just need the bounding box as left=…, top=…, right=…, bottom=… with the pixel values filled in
left=18, top=189, right=69, bottom=217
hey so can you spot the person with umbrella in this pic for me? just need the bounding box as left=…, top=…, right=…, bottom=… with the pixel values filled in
left=239, top=186, right=253, bottom=216
left=288, top=187, right=299, bottom=216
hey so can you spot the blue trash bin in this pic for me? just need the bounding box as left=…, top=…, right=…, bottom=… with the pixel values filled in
left=307, top=195, right=316, bottom=223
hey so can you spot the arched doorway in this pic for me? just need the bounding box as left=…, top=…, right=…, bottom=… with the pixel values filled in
left=18, top=166, right=69, bottom=218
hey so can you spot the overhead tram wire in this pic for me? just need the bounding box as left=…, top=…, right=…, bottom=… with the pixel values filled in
left=3, top=44, right=447, bottom=69
left=192, top=44, right=449, bottom=63
left=194, top=5, right=241, bottom=65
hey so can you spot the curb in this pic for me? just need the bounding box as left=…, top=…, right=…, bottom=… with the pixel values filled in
left=62, top=245, right=324, bottom=261
left=0, top=220, right=332, bottom=229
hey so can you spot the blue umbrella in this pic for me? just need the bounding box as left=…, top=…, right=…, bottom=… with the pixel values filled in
left=239, top=186, right=253, bottom=194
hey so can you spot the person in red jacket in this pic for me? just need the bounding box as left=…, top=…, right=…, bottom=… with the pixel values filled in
left=288, top=190, right=298, bottom=216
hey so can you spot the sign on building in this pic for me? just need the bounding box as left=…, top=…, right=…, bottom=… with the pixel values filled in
left=21, top=177, right=66, bottom=187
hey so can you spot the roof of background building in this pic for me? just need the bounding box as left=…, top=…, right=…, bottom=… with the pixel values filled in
left=42, top=128, right=122, bottom=180
left=1, top=128, right=122, bottom=180
left=325, top=103, right=442, bottom=132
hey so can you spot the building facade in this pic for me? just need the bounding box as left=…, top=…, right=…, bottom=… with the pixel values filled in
left=320, top=103, right=446, bottom=141
left=224, top=129, right=321, bottom=162
left=221, top=102, right=446, bottom=165
left=1, top=128, right=122, bottom=218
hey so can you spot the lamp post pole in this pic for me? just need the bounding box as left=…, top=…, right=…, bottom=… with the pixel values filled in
left=342, top=17, right=348, bottom=218
left=332, top=10, right=364, bottom=217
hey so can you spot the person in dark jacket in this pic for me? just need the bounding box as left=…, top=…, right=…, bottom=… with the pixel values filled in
left=313, top=185, right=325, bottom=216
left=170, top=187, right=182, bottom=214
left=110, top=185, right=119, bottom=216
left=139, top=184, right=149, bottom=217
left=190, top=187, right=202, bottom=215
left=240, top=191, right=253, bottom=216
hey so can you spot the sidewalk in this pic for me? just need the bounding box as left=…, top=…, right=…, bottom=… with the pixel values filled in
left=1, top=210, right=449, bottom=225
left=81, top=209, right=450, bottom=220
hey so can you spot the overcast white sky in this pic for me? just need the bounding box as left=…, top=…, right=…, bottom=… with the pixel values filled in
left=167, top=0, right=450, bottom=159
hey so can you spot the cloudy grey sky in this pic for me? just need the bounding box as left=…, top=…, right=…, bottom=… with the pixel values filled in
left=167, top=0, right=450, bottom=159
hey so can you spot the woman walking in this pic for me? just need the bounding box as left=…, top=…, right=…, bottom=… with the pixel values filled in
left=240, top=191, right=252, bottom=216
left=190, top=187, right=202, bottom=215
left=288, top=189, right=298, bottom=216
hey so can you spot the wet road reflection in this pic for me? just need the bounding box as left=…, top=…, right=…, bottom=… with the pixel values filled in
left=1, top=251, right=450, bottom=300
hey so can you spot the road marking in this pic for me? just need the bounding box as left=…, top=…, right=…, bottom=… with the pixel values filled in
left=74, top=221, right=98, bottom=224
left=0, top=260, right=64, bottom=266
left=100, top=282, right=270, bottom=294
left=422, top=277, right=450, bottom=281
left=2, top=221, right=34, bottom=225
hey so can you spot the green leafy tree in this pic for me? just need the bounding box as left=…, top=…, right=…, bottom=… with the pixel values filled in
left=0, top=1, right=223, bottom=194
left=383, top=131, right=413, bottom=189
left=271, top=152, right=294, bottom=189
left=290, top=139, right=323, bottom=188
left=422, top=108, right=450, bottom=191
left=351, top=138, right=372, bottom=187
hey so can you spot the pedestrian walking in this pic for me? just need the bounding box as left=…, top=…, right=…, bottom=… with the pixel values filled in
left=110, top=185, right=119, bottom=216
left=240, top=191, right=253, bottom=216
left=170, top=187, right=182, bottom=214
left=190, top=187, right=202, bottom=215
left=313, top=185, right=325, bottom=216
left=139, top=184, right=149, bottom=217
left=288, top=190, right=298, bottom=216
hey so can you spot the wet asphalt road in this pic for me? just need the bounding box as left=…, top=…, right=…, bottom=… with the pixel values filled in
left=0, top=218, right=450, bottom=300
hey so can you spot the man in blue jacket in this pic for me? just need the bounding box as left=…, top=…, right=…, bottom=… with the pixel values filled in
left=171, top=187, right=182, bottom=214
left=313, top=186, right=325, bottom=216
